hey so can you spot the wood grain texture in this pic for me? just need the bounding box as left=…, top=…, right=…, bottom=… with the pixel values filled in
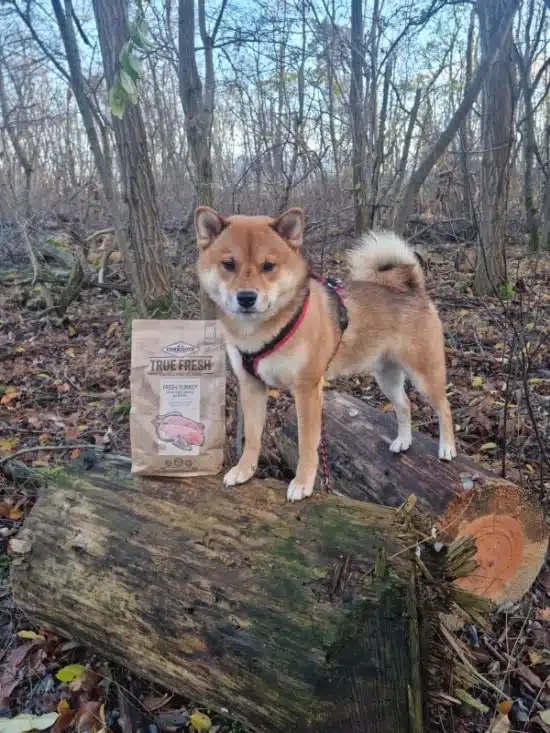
left=11, top=455, right=422, bottom=733
left=279, top=390, right=491, bottom=514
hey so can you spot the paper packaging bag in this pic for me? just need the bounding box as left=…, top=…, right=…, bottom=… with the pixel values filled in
left=130, top=320, right=226, bottom=477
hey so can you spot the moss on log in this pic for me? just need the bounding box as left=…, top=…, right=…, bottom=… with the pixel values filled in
left=11, top=455, right=422, bottom=733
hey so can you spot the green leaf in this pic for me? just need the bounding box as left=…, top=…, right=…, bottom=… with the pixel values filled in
left=120, top=69, right=138, bottom=102
left=127, top=51, right=142, bottom=78
left=56, top=663, right=86, bottom=682
left=108, top=84, right=128, bottom=119
left=130, top=19, right=153, bottom=51
left=1, top=712, right=59, bottom=733
left=190, top=712, right=212, bottom=731
left=479, top=442, right=498, bottom=452
left=120, top=46, right=141, bottom=81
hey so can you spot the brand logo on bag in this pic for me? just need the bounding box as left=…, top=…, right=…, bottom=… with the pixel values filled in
left=162, top=341, right=199, bottom=357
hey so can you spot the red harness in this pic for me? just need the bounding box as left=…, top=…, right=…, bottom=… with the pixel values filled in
left=238, top=273, right=348, bottom=382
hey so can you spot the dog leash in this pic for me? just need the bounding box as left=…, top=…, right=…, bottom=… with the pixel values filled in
left=319, top=412, right=331, bottom=493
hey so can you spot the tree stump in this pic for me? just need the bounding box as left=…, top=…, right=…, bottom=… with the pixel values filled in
left=10, top=456, right=423, bottom=733
left=278, top=390, right=491, bottom=514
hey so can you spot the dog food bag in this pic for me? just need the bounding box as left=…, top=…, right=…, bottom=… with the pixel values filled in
left=130, top=319, right=226, bottom=477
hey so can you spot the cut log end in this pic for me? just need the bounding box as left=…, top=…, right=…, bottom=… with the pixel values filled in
left=440, top=479, right=548, bottom=604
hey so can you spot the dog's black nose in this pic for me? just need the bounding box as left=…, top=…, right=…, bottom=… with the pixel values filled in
left=236, top=290, right=258, bottom=310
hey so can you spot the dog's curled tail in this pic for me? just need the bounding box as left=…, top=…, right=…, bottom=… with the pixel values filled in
left=347, top=230, right=424, bottom=291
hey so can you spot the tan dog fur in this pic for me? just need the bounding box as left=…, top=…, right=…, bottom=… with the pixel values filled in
left=195, top=206, right=456, bottom=501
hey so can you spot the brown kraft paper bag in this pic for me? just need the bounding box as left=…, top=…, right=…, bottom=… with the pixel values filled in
left=130, top=319, right=226, bottom=477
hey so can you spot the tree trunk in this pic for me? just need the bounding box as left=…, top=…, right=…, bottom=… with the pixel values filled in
left=514, top=41, right=540, bottom=252
left=369, top=58, right=392, bottom=228
left=459, top=9, right=476, bottom=221
left=11, top=456, right=423, bottom=733
left=393, top=0, right=520, bottom=235
left=473, top=0, right=517, bottom=294
left=350, top=0, right=367, bottom=235
left=92, top=0, right=171, bottom=312
left=0, top=59, right=33, bottom=220
left=279, top=390, right=495, bottom=515
left=178, top=0, right=225, bottom=319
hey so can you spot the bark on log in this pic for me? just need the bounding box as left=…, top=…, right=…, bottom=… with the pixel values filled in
left=279, top=390, right=492, bottom=515
left=10, top=455, right=423, bottom=733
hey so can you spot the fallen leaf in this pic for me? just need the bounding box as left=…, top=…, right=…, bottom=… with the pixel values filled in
left=471, top=375, right=484, bottom=388
left=528, top=649, right=543, bottom=665
left=190, top=711, right=212, bottom=731
left=56, top=663, right=86, bottom=683
left=533, top=712, right=550, bottom=733
left=106, top=322, right=118, bottom=337
left=0, top=436, right=19, bottom=454
left=17, top=630, right=45, bottom=641
left=52, top=710, right=77, bottom=733
left=15, top=346, right=25, bottom=354
left=268, top=389, right=280, bottom=398
left=497, top=699, right=513, bottom=714
left=64, top=347, right=75, bottom=358
left=0, top=712, right=58, bottom=733
left=9, top=507, right=23, bottom=521
left=57, top=700, right=71, bottom=715
left=74, top=701, right=104, bottom=733
left=67, top=326, right=77, bottom=337
left=1, top=387, right=18, bottom=406
left=0, top=639, right=45, bottom=707
left=57, top=383, right=70, bottom=394
left=479, top=442, right=498, bottom=452
left=488, top=714, right=510, bottom=732
left=536, top=607, right=550, bottom=622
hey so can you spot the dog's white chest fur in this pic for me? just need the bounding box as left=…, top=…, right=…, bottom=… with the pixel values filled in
left=226, top=342, right=308, bottom=389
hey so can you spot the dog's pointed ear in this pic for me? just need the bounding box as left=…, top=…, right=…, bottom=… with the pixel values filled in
left=195, top=206, right=227, bottom=249
left=272, top=208, right=304, bottom=248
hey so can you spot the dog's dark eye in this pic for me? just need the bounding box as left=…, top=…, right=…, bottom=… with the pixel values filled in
left=222, top=259, right=236, bottom=272
left=262, top=261, right=275, bottom=273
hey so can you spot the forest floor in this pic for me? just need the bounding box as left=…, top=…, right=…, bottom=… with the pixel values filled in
left=0, top=228, right=549, bottom=733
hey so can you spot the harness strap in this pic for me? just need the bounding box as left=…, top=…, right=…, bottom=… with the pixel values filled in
left=238, top=272, right=347, bottom=381
left=240, top=289, right=311, bottom=379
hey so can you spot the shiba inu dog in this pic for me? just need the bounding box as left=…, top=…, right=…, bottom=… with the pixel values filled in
left=195, top=206, right=456, bottom=502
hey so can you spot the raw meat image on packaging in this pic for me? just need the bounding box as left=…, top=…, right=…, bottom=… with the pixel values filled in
left=153, top=412, right=206, bottom=451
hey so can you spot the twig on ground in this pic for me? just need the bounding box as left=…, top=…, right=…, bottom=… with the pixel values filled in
left=0, top=444, right=101, bottom=466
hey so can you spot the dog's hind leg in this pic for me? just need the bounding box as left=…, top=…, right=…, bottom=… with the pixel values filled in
left=409, top=363, right=457, bottom=461
left=373, top=361, right=412, bottom=454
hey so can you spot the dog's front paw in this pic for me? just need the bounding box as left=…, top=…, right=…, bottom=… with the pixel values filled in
left=223, top=462, right=256, bottom=487
left=438, top=441, right=457, bottom=461
left=389, top=435, right=412, bottom=453
left=286, top=477, right=314, bottom=502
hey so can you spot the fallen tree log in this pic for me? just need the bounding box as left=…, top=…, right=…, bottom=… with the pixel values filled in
left=279, top=390, right=548, bottom=604
left=11, top=455, right=423, bottom=733
left=279, top=390, right=491, bottom=514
